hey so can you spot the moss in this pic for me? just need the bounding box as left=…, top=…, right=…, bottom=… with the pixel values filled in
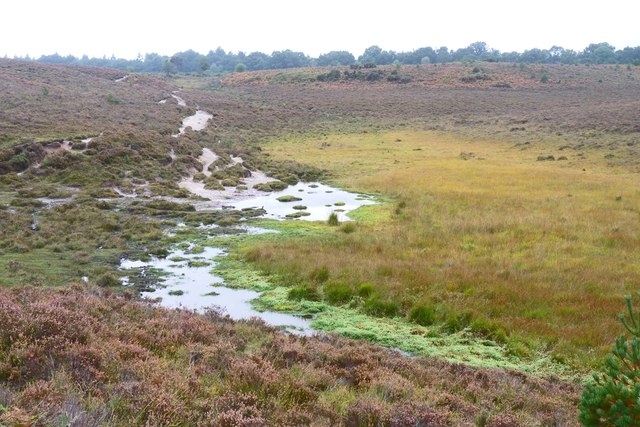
left=285, top=211, right=310, bottom=218
left=212, top=242, right=572, bottom=378
left=276, top=195, right=302, bottom=202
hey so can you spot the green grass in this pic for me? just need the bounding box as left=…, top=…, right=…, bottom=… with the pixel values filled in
left=233, top=129, right=640, bottom=371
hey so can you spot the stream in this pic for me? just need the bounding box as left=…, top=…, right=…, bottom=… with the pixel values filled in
left=120, top=244, right=313, bottom=334
left=119, top=182, right=375, bottom=334
left=120, top=100, right=376, bottom=334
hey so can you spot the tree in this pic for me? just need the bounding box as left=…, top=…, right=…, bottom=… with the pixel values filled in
left=579, top=294, right=640, bottom=426
left=170, top=49, right=205, bottom=73
left=245, top=52, right=270, bottom=71
left=270, top=50, right=309, bottom=68
left=317, top=51, right=355, bottom=66
left=397, top=47, right=436, bottom=65
left=142, top=53, right=167, bottom=72
left=435, top=46, right=451, bottom=63
left=520, top=48, right=550, bottom=63
left=469, top=41, right=488, bottom=57
left=358, top=45, right=383, bottom=65
left=582, top=42, right=616, bottom=64
left=617, top=46, right=640, bottom=65
left=549, top=46, right=565, bottom=63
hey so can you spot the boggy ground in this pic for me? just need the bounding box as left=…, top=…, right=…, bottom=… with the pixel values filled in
left=178, top=61, right=640, bottom=369
left=0, top=58, right=638, bottom=425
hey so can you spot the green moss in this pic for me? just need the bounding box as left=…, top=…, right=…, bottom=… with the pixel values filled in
left=285, top=211, right=311, bottom=218
left=212, top=242, right=572, bottom=378
left=277, top=195, right=303, bottom=202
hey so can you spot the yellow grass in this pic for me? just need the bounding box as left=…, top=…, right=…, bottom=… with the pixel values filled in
left=252, top=130, right=640, bottom=369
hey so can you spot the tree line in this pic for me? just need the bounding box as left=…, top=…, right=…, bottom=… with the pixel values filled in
left=24, top=42, right=640, bottom=74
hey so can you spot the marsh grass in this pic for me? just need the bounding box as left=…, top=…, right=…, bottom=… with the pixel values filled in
left=243, top=130, right=640, bottom=369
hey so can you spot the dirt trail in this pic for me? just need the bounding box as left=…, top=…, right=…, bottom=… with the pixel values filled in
left=199, top=148, right=217, bottom=177
left=166, top=96, right=273, bottom=208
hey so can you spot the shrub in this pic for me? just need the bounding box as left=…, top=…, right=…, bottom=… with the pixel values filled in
left=579, top=294, right=640, bottom=426
left=365, top=70, right=384, bottom=81
left=443, top=311, right=473, bottom=333
left=363, top=297, right=400, bottom=318
left=324, top=281, right=354, bottom=304
left=408, top=304, right=436, bottom=326
left=316, top=69, right=341, bottom=82
left=310, top=266, right=329, bottom=283
left=327, top=212, right=339, bottom=226
left=358, top=283, right=374, bottom=298
left=96, top=272, right=120, bottom=287
left=287, top=284, right=321, bottom=302
left=106, top=94, right=121, bottom=104
left=540, top=71, right=549, bottom=83
left=340, top=222, right=356, bottom=233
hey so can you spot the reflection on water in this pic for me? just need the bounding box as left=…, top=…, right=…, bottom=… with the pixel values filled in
left=228, top=182, right=376, bottom=221
left=120, top=245, right=312, bottom=334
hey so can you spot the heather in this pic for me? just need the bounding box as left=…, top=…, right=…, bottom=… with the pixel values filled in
left=0, top=285, right=580, bottom=426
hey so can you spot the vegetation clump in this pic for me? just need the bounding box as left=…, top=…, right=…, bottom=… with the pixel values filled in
left=276, top=195, right=302, bottom=202
left=327, top=211, right=340, bottom=226
left=253, top=180, right=288, bottom=192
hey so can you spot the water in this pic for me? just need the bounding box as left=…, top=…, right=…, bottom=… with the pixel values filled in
left=119, top=181, right=376, bottom=334
left=227, top=182, right=376, bottom=222
left=120, top=245, right=312, bottom=334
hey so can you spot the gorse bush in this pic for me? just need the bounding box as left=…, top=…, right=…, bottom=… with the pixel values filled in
left=579, top=294, right=640, bottom=426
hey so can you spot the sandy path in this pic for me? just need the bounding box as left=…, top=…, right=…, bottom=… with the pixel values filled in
left=199, top=148, right=217, bottom=177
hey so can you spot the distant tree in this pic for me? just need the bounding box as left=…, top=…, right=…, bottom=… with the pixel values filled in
left=500, top=51, right=521, bottom=62
left=38, top=53, right=75, bottom=64
left=245, top=52, right=270, bottom=71
left=358, top=45, right=383, bottom=65
left=200, top=57, right=210, bottom=72
left=469, top=41, right=488, bottom=57
left=617, top=46, right=640, bottom=65
left=206, top=47, right=227, bottom=70
left=170, top=50, right=205, bottom=73
left=270, top=50, right=309, bottom=68
left=520, top=48, right=550, bottom=63
left=143, top=53, right=167, bottom=72
left=559, top=49, right=578, bottom=64
left=234, top=63, right=246, bottom=72
left=548, top=46, right=565, bottom=63
left=398, top=47, right=436, bottom=64
left=317, top=51, right=355, bottom=66
left=582, top=42, right=617, bottom=64
left=163, top=59, right=177, bottom=75
left=358, top=45, right=395, bottom=65
left=435, top=46, right=451, bottom=63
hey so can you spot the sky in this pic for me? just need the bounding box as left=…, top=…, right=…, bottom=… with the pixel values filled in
left=3, top=1, right=639, bottom=60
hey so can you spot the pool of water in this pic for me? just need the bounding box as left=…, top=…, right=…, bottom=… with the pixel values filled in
left=119, top=182, right=376, bottom=334
left=227, top=182, right=376, bottom=221
left=119, top=245, right=312, bottom=334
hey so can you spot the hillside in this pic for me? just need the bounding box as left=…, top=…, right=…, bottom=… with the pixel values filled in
left=1, top=58, right=639, bottom=425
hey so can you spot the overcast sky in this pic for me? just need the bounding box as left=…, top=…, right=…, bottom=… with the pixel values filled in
left=3, top=1, right=638, bottom=60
